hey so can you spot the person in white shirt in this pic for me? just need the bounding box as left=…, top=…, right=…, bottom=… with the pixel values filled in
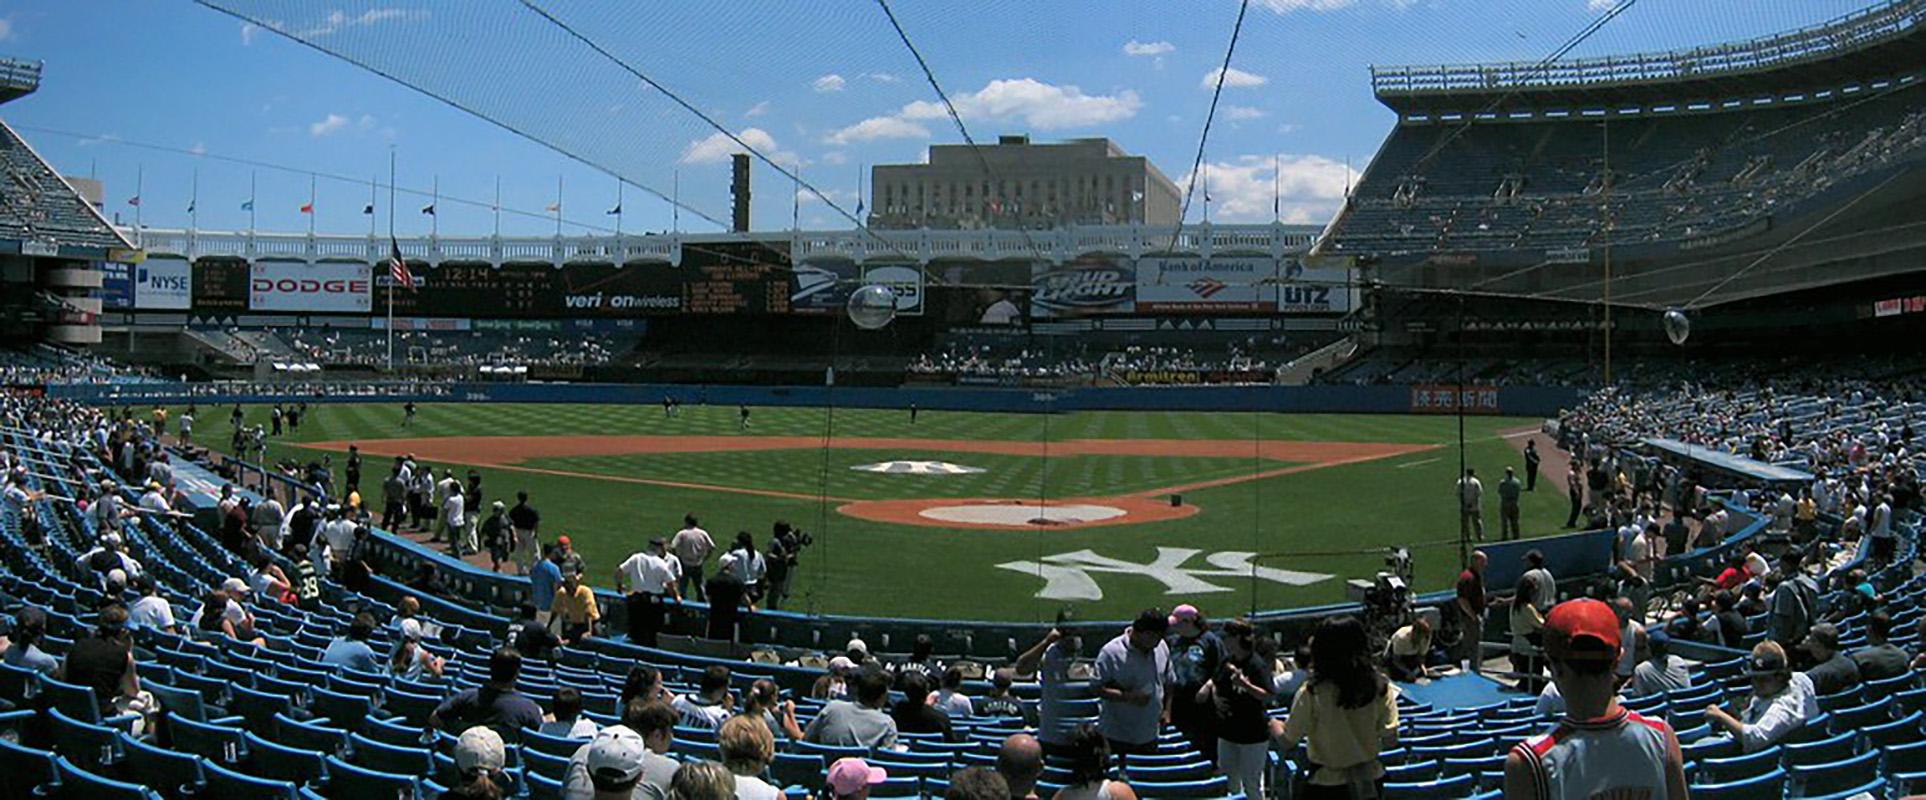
left=931, top=667, right=975, bottom=718
left=674, top=665, right=735, bottom=730
left=1706, top=641, right=1817, bottom=752
left=727, top=532, right=767, bottom=599
left=127, top=576, right=178, bottom=634
left=1869, top=494, right=1896, bottom=564
left=1458, top=468, right=1485, bottom=541
left=539, top=687, right=602, bottom=740
left=668, top=515, right=715, bottom=601
left=440, top=482, right=467, bottom=556
left=320, top=508, right=357, bottom=568
left=616, top=537, right=681, bottom=648
left=138, top=482, right=172, bottom=514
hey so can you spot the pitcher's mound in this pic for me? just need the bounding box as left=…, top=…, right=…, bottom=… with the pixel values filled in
left=921, top=502, right=1126, bottom=526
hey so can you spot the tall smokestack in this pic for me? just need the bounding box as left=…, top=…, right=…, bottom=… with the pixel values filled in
left=730, top=153, right=750, bottom=233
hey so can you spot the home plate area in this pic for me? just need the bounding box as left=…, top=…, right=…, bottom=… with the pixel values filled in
left=920, top=502, right=1127, bottom=526
left=849, top=460, right=986, bottom=475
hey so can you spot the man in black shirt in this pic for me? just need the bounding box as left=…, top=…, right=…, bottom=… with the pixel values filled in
left=1523, top=439, right=1541, bottom=492
left=60, top=604, right=144, bottom=720
left=344, top=445, right=362, bottom=494
left=1204, top=618, right=1274, bottom=798
left=704, top=554, right=749, bottom=642
left=1800, top=623, right=1860, bottom=695
left=508, top=603, right=560, bottom=661
left=508, top=491, right=541, bottom=577
left=1850, top=611, right=1910, bottom=682
left=430, top=648, right=545, bottom=742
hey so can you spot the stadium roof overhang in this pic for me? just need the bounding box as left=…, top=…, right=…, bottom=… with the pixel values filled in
left=1373, top=23, right=1926, bottom=120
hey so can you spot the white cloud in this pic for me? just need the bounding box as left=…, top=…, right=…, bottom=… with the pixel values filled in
left=1123, top=39, right=1174, bottom=57
left=1277, top=123, right=1302, bottom=134
left=309, top=113, right=351, bottom=137
left=744, top=100, right=770, bottom=118
left=189, top=142, right=207, bottom=156
left=0, top=19, right=14, bottom=42
left=825, top=115, right=932, bottom=145
left=796, top=188, right=857, bottom=206
left=820, top=151, right=849, bottom=165
left=861, top=72, right=902, bottom=84
left=1256, top=0, right=1415, bottom=11
left=678, top=127, right=797, bottom=166
left=356, top=114, right=376, bottom=131
left=1185, top=153, right=1357, bottom=224
left=239, top=22, right=257, bottom=45
left=812, top=74, right=847, bottom=93
left=1587, top=0, right=1619, bottom=11
left=1202, top=67, right=1268, bottom=89
left=826, top=77, right=1141, bottom=145
left=1224, top=105, right=1266, bottom=121
left=271, top=7, right=422, bottom=39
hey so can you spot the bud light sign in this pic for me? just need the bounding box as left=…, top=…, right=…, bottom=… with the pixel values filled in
left=1030, top=257, right=1134, bottom=318
left=249, top=262, right=373, bottom=313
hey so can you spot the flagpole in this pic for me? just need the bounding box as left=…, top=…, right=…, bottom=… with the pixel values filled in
left=1273, top=153, right=1280, bottom=222
left=791, top=161, right=801, bottom=232
left=555, top=175, right=563, bottom=237
left=492, top=176, right=501, bottom=239
left=189, top=168, right=199, bottom=233
left=672, top=170, right=680, bottom=233
left=614, top=178, right=623, bottom=237
left=430, top=175, right=440, bottom=239
left=134, top=166, right=143, bottom=236
left=306, top=174, right=316, bottom=237
left=368, top=175, right=377, bottom=238
left=387, top=148, right=397, bottom=373
left=248, top=171, right=257, bottom=235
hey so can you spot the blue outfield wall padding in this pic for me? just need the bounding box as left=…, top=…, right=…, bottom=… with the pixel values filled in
left=54, top=380, right=1588, bottom=418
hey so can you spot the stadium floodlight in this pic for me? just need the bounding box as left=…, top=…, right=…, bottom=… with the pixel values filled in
left=1663, top=308, right=1691, bottom=346
left=846, top=284, right=898, bottom=331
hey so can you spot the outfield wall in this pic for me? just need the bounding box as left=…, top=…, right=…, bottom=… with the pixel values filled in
left=56, top=380, right=1587, bottom=418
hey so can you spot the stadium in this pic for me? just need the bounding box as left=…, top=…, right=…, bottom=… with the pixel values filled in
left=0, top=0, right=1923, bottom=798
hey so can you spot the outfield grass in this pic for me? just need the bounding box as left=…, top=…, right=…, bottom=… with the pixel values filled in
left=174, top=402, right=1569, bottom=622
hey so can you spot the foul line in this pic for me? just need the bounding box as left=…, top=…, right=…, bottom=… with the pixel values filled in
left=1395, top=457, right=1441, bottom=469
left=1132, top=445, right=1441, bottom=498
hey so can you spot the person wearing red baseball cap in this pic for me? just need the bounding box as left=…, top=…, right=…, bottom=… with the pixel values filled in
left=1505, top=599, right=1686, bottom=800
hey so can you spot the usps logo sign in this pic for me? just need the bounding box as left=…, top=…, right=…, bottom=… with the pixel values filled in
left=250, top=262, right=373, bottom=313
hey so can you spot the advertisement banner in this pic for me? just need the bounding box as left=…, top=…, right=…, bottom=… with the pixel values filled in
left=1410, top=385, right=1503, bottom=415
left=862, top=263, right=924, bottom=316
left=98, top=262, right=133, bottom=309
left=1276, top=255, right=1355, bottom=314
left=555, top=263, right=683, bottom=315
left=1030, top=256, right=1134, bottom=318
left=1117, top=369, right=1273, bottom=386
left=134, top=256, right=193, bottom=310
left=249, top=262, right=372, bottom=313
left=1135, top=256, right=1280, bottom=313
left=790, top=260, right=856, bottom=314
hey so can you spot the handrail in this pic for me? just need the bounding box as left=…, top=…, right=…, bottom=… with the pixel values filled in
left=1372, top=0, right=1926, bottom=95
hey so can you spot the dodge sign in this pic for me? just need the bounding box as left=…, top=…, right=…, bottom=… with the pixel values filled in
left=249, top=262, right=373, bottom=313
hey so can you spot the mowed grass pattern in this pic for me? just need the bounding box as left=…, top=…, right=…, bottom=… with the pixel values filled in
left=173, top=401, right=1567, bottom=621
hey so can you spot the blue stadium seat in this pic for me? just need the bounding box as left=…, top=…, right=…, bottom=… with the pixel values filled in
left=1126, top=777, right=1230, bottom=799
left=270, top=713, right=350, bottom=756
left=0, top=662, right=41, bottom=707
left=46, top=755, right=162, bottom=800
left=360, top=716, right=430, bottom=748
left=1787, top=749, right=1880, bottom=798
left=1680, top=735, right=1738, bottom=764
left=308, top=687, right=382, bottom=732
left=1862, top=710, right=1922, bottom=750
left=1382, top=759, right=1442, bottom=783
left=522, top=747, right=573, bottom=781
left=771, top=751, right=826, bottom=792
left=526, top=770, right=565, bottom=800
left=1693, top=744, right=1780, bottom=783
left=1789, top=713, right=1832, bottom=743
left=1382, top=772, right=1474, bottom=799
left=1827, top=696, right=1894, bottom=735
left=230, top=685, right=304, bottom=733
left=1782, top=731, right=1857, bottom=767
left=1805, top=777, right=1885, bottom=800
left=1687, top=766, right=1786, bottom=800
left=346, top=732, right=435, bottom=775
left=118, top=732, right=207, bottom=800
left=201, top=760, right=302, bottom=800
left=39, top=676, right=135, bottom=728
left=164, top=714, right=248, bottom=765
left=379, top=689, right=443, bottom=728
left=321, top=755, right=422, bottom=799
left=47, top=706, right=126, bottom=773
left=0, top=736, right=59, bottom=800
left=145, top=680, right=240, bottom=725
left=241, top=731, right=329, bottom=787
left=520, top=727, right=590, bottom=758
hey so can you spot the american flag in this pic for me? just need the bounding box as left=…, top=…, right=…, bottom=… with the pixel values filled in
left=388, top=237, right=416, bottom=291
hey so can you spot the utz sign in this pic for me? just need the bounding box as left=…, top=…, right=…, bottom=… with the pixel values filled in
left=1030, top=259, right=1134, bottom=317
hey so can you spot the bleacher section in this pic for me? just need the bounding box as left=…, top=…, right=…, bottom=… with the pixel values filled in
left=0, top=119, right=129, bottom=253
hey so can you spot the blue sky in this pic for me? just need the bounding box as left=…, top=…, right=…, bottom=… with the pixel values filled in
left=0, top=0, right=1870, bottom=237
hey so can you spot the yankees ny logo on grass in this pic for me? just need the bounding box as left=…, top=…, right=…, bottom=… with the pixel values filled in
left=996, top=547, right=1331, bottom=601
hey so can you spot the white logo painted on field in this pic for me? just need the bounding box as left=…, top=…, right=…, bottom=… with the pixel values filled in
left=995, top=547, right=1332, bottom=601
left=849, top=460, right=986, bottom=475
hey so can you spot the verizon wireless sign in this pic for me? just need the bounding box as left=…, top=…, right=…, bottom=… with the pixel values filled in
left=250, top=262, right=373, bottom=313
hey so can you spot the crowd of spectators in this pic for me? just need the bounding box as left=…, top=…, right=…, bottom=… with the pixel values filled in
left=0, top=344, right=160, bottom=386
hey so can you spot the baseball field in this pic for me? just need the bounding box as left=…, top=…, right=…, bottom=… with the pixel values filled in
left=192, top=402, right=1571, bottom=622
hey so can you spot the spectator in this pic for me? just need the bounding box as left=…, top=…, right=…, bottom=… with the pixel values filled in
left=803, top=667, right=898, bottom=750
left=674, top=665, right=734, bottom=730
left=1521, top=550, right=1555, bottom=612
left=1768, top=550, right=1820, bottom=648
left=1014, top=622, right=1081, bottom=757
left=827, top=758, right=889, bottom=800
left=670, top=514, right=715, bottom=601
left=740, top=679, right=803, bottom=742
left=1052, top=725, right=1137, bottom=800
left=555, top=535, right=587, bottom=579
left=551, top=573, right=600, bottom=644
left=1383, top=615, right=1433, bottom=682
left=1274, top=643, right=1313, bottom=701
left=615, top=537, right=680, bottom=648
left=509, top=491, right=541, bottom=576
left=997, top=734, right=1044, bottom=800
left=1510, top=576, right=1548, bottom=693
left=1499, top=467, right=1523, bottom=540
left=899, top=634, right=941, bottom=680
left=1737, top=583, right=1768, bottom=617
left=977, top=669, right=1026, bottom=721
left=621, top=665, right=675, bottom=709
left=542, top=688, right=601, bottom=739
left=667, top=761, right=735, bottom=800
left=321, top=612, right=383, bottom=673
left=1707, top=591, right=1748, bottom=650
left=1459, top=468, right=1485, bottom=541
left=481, top=502, right=512, bottom=574
left=430, top=648, right=546, bottom=742
left=725, top=532, right=766, bottom=600
left=705, top=552, right=749, bottom=642
left=530, top=547, right=564, bottom=628
left=932, top=667, right=974, bottom=718
left=1630, top=629, right=1691, bottom=697
left=441, top=727, right=510, bottom=800
left=564, top=700, right=680, bottom=800
left=1611, top=598, right=1644, bottom=683
left=1799, top=623, right=1859, bottom=696
left=718, top=714, right=782, bottom=800
left=126, top=576, right=178, bottom=635
left=1163, top=604, right=1222, bottom=764
left=390, top=631, right=446, bottom=681
left=1850, top=611, right=1908, bottom=681
left=1272, top=616, right=1398, bottom=799
left=892, top=670, right=956, bottom=741
left=59, top=604, right=153, bottom=731
left=811, top=656, right=856, bottom=701
left=1454, top=550, right=1490, bottom=674
left=510, top=603, right=561, bottom=661
left=1199, top=618, right=1272, bottom=798
left=1505, top=599, right=1688, bottom=799
left=1704, top=641, right=1818, bottom=752
left=948, top=767, right=1011, bottom=800
left=1094, top=609, right=1173, bottom=769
